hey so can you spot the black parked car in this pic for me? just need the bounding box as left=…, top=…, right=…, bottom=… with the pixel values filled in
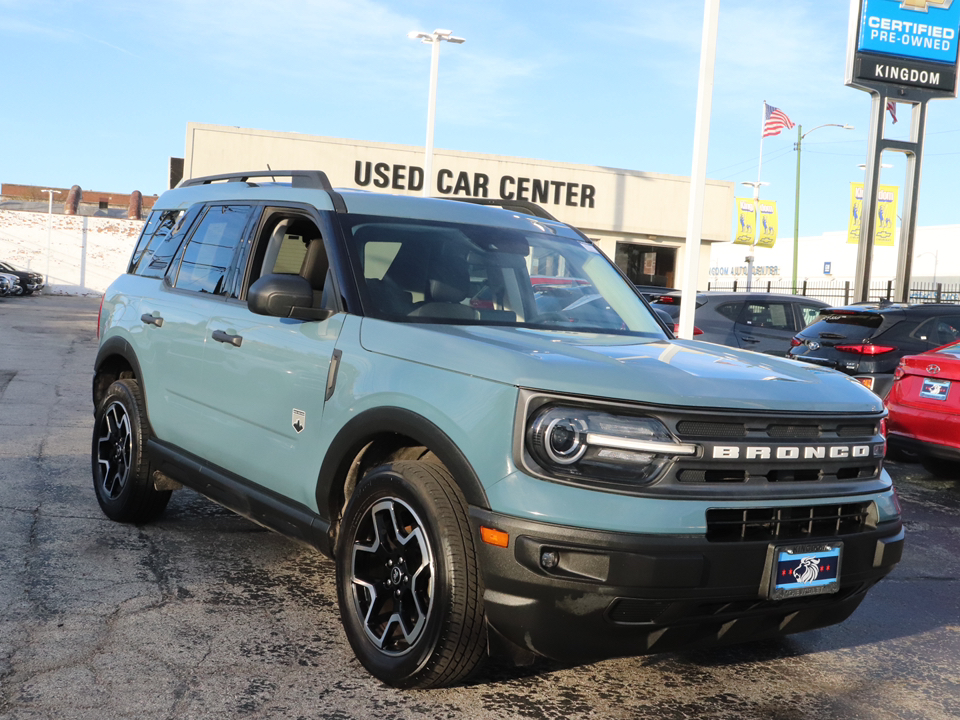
left=0, top=261, right=44, bottom=295
left=788, top=302, right=960, bottom=398
left=652, top=292, right=828, bottom=355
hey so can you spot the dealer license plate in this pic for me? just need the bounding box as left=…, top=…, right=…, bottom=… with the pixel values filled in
left=768, top=542, right=841, bottom=601
left=920, top=378, right=950, bottom=401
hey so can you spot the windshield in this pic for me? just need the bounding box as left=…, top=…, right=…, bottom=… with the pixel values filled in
left=341, top=214, right=665, bottom=338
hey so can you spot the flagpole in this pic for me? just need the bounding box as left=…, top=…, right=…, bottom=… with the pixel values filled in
left=757, top=101, right=766, bottom=199
left=747, top=101, right=767, bottom=291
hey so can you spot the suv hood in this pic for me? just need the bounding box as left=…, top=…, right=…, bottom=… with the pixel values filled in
left=359, top=321, right=883, bottom=413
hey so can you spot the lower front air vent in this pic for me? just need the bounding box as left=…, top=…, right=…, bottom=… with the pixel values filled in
left=706, top=502, right=873, bottom=542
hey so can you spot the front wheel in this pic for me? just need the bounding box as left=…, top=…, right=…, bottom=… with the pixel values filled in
left=335, top=461, right=486, bottom=688
left=91, top=379, right=171, bottom=523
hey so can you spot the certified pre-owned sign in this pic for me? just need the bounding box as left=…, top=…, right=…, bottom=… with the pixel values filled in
left=848, top=0, right=960, bottom=94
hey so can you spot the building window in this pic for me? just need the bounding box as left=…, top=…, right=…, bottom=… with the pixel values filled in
left=615, top=243, right=676, bottom=288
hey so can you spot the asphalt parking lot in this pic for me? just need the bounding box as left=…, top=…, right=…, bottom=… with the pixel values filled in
left=1, top=294, right=958, bottom=720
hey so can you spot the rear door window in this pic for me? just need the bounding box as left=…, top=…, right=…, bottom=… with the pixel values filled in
left=716, top=302, right=744, bottom=322
left=170, top=205, right=254, bottom=295
left=737, top=301, right=796, bottom=331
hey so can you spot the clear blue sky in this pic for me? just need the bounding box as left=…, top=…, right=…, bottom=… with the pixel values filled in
left=3, top=0, right=960, bottom=238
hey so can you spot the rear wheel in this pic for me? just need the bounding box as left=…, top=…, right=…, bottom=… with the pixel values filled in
left=335, top=461, right=486, bottom=688
left=91, top=379, right=171, bottom=522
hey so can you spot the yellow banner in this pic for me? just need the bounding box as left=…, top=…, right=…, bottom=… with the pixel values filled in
left=755, top=200, right=778, bottom=249
left=733, top=197, right=756, bottom=245
left=847, top=182, right=899, bottom=246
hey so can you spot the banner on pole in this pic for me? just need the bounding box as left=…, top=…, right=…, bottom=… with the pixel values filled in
left=847, top=182, right=899, bottom=245
left=755, top=200, right=778, bottom=248
left=733, top=198, right=756, bottom=245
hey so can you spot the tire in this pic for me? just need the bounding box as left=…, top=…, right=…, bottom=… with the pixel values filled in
left=91, top=379, right=171, bottom=523
left=919, top=455, right=960, bottom=479
left=335, top=461, right=486, bottom=688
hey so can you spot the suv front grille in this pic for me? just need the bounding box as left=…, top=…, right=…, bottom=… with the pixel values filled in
left=705, top=502, right=873, bottom=542
left=659, top=408, right=886, bottom=493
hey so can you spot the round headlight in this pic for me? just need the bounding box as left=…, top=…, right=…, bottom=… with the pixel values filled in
left=534, top=413, right=588, bottom=465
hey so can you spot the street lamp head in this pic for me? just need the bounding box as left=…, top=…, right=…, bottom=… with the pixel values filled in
left=408, top=29, right=466, bottom=44
left=842, top=124, right=855, bottom=130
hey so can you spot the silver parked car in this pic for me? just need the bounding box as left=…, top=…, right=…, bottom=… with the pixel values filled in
left=0, top=272, right=22, bottom=297
left=652, top=291, right=829, bottom=355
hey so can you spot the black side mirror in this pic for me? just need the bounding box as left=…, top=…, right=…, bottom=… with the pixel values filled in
left=248, top=274, right=333, bottom=321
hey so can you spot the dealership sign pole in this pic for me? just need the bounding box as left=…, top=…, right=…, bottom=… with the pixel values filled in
left=846, top=0, right=960, bottom=303
left=678, top=0, right=719, bottom=341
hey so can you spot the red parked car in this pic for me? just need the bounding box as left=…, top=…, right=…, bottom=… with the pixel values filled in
left=885, top=340, right=960, bottom=477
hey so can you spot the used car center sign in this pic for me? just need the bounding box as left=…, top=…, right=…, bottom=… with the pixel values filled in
left=848, top=0, right=960, bottom=94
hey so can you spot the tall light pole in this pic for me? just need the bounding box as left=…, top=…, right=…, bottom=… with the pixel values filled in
left=408, top=29, right=465, bottom=198
left=792, top=123, right=853, bottom=292
left=41, top=189, right=61, bottom=285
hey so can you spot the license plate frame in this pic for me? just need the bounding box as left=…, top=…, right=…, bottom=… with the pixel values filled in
left=765, top=542, right=842, bottom=601
left=920, top=378, right=950, bottom=401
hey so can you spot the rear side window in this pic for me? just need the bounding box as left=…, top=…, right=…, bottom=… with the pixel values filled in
left=171, top=205, right=253, bottom=295
left=798, top=304, right=823, bottom=328
left=131, top=209, right=183, bottom=275
left=139, top=207, right=201, bottom=279
left=912, top=315, right=960, bottom=346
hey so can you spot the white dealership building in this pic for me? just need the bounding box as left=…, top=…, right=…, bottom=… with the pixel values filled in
left=183, top=123, right=735, bottom=290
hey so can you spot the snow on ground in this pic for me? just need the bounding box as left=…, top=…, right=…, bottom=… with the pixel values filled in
left=0, top=209, right=141, bottom=295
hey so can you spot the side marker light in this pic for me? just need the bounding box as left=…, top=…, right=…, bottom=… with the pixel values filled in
left=480, top=526, right=509, bottom=548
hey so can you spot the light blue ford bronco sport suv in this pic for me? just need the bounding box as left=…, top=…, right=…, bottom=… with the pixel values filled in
left=93, top=170, right=903, bottom=688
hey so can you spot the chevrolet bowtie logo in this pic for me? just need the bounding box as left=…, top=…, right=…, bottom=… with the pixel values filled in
left=897, top=0, right=953, bottom=11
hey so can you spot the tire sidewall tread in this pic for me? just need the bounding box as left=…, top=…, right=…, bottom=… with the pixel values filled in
left=335, top=460, right=486, bottom=689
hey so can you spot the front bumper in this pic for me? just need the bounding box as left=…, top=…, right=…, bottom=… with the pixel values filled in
left=472, top=507, right=903, bottom=662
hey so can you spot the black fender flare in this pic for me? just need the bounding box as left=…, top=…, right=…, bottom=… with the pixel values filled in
left=93, top=335, right=146, bottom=410
left=316, top=406, right=490, bottom=520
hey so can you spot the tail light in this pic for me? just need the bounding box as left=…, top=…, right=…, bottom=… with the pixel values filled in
left=673, top=324, right=703, bottom=336
left=880, top=417, right=887, bottom=458
left=834, top=344, right=897, bottom=355
left=657, top=296, right=677, bottom=304
left=790, top=336, right=803, bottom=347
left=893, top=363, right=905, bottom=381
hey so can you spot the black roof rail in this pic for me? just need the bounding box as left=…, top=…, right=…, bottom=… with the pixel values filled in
left=178, top=170, right=335, bottom=192
left=442, top=197, right=559, bottom=221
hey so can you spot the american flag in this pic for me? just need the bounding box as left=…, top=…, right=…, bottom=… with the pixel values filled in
left=762, top=103, right=795, bottom=138
left=886, top=101, right=898, bottom=124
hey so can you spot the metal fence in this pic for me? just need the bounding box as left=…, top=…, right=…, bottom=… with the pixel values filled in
left=705, top=279, right=960, bottom=305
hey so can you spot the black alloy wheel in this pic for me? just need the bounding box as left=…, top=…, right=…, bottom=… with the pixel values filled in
left=91, top=379, right=171, bottom=523
left=336, top=461, right=486, bottom=688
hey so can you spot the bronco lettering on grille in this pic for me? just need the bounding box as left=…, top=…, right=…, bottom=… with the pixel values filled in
left=711, top=445, right=873, bottom=460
